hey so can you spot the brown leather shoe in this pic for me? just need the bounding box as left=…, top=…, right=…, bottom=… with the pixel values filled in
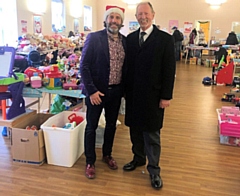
left=85, top=164, right=95, bottom=179
left=102, top=156, right=118, bottom=170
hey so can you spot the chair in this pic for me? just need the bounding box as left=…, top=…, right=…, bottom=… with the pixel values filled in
left=28, top=50, right=42, bottom=67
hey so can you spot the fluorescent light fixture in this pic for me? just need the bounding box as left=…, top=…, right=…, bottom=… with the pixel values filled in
left=205, top=0, right=227, bottom=9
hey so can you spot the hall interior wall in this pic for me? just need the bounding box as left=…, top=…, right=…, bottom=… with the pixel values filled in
left=16, top=0, right=239, bottom=40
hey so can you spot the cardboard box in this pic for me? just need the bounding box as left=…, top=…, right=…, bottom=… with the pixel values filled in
left=11, top=113, right=54, bottom=165
left=189, top=57, right=197, bottom=65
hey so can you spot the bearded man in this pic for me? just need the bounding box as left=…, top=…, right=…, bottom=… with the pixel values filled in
left=80, top=5, right=126, bottom=179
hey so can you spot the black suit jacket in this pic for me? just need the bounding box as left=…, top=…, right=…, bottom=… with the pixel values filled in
left=125, top=25, right=176, bottom=130
left=80, top=29, right=127, bottom=96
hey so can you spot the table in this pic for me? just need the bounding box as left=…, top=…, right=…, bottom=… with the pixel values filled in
left=22, top=87, right=86, bottom=112
left=185, top=45, right=218, bottom=64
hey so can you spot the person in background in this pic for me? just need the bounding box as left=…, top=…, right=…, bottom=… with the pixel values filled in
left=188, top=28, right=197, bottom=57
left=80, top=5, right=126, bottom=179
left=123, top=1, right=176, bottom=190
left=68, top=31, right=75, bottom=38
left=172, top=26, right=183, bottom=61
left=189, top=28, right=197, bottom=45
left=226, top=31, right=239, bottom=45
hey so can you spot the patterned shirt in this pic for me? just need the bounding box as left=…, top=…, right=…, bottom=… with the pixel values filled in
left=107, top=33, right=125, bottom=85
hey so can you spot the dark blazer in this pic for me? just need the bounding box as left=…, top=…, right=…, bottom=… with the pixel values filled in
left=125, top=25, right=176, bottom=131
left=80, top=29, right=127, bottom=96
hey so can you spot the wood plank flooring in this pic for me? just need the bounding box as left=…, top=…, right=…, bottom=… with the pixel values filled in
left=1, top=61, right=240, bottom=195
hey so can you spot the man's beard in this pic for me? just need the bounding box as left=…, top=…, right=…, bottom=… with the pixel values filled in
left=107, top=22, right=122, bottom=34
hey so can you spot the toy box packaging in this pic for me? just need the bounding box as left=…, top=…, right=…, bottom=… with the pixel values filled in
left=217, top=107, right=240, bottom=136
left=11, top=113, right=54, bottom=165
left=220, top=135, right=240, bottom=147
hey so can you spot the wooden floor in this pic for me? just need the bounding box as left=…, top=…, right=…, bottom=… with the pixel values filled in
left=1, top=61, right=240, bottom=196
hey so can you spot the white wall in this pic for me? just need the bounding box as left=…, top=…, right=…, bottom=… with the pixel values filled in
left=16, top=0, right=97, bottom=37
left=96, top=0, right=240, bottom=40
left=15, top=0, right=240, bottom=40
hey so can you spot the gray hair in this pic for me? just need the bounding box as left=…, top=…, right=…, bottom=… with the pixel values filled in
left=136, top=1, right=155, bottom=14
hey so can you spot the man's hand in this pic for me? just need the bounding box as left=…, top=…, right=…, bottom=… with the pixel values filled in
left=159, top=99, right=170, bottom=109
left=90, top=91, right=105, bottom=105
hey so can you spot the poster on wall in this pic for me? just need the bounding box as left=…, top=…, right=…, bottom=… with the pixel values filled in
left=21, top=20, right=27, bottom=33
left=33, top=16, right=42, bottom=34
left=74, top=19, right=79, bottom=34
left=183, top=22, right=193, bottom=33
left=169, top=20, right=179, bottom=33
left=129, top=21, right=140, bottom=33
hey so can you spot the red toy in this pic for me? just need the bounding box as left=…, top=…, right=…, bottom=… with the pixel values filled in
left=24, top=67, right=42, bottom=78
left=68, top=113, right=84, bottom=125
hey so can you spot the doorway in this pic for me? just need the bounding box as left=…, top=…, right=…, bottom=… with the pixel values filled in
left=195, top=20, right=211, bottom=45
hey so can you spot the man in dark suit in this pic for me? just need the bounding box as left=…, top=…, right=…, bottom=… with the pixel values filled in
left=80, top=5, right=126, bottom=179
left=123, top=2, right=176, bottom=189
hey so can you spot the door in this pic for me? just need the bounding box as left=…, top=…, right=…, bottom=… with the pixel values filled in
left=195, top=20, right=211, bottom=45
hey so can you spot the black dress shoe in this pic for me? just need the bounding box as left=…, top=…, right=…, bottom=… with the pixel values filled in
left=123, top=160, right=145, bottom=171
left=150, top=174, right=163, bottom=189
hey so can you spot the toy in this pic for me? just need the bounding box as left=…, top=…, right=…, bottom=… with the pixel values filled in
left=221, top=93, right=235, bottom=102
left=26, top=125, right=37, bottom=130
left=45, top=65, right=63, bottom=89
left=202, top=76, right=212, bottom=85
left=68, top=113, right=84, bottom=125
left=24, top=67, right=42, bottom=79
left=63, top=82, right=78, bottom=90
left=30, top=72, right=42, bottom=88
left=63, top=122, right=76, bottom=129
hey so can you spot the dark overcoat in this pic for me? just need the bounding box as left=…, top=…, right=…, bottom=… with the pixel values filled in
left=80, top=29, right=127, bottom=96
left=125, top=25, right=176, bottom=131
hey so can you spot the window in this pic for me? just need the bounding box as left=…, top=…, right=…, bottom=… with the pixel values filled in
left=0, top=0, right=18, bottom=47
left=84, top=5, right=92, bottom=31
left=51, top=0, right=65, bottom=33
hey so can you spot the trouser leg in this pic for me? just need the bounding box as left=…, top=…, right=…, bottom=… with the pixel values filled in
left=102, top=86, right=122, bottom=156
left=143, top=130, right=161, bottom=175
left=84, top=97, right=103, bottom=165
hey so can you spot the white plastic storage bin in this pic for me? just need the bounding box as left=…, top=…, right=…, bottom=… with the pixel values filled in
left=40, top=111, right=86, bottom=167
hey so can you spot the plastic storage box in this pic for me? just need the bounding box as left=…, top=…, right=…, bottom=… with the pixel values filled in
left=217, top=107, right=240, bottom=138
left=40, top=111, right=86, bottom=167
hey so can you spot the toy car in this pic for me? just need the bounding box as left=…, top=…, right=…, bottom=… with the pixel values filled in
left=221, top=93, right=236, bottom=102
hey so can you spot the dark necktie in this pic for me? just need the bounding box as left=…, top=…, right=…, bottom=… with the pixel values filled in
left=139, top=32, right=146, bottom=46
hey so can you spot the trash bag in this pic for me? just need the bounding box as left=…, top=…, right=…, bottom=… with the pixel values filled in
left=50, top=94, right=66, bottom=114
